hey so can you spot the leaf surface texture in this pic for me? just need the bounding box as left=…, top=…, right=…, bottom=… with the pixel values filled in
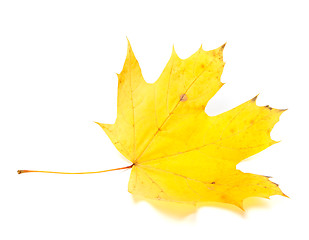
left=97, top=41, right=286, bottom=209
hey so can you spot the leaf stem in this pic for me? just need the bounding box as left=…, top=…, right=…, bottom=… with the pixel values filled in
left=17, top=164, right=134, bottom=175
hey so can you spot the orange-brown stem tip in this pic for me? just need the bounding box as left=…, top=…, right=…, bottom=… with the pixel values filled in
left=17, top=170, right=31, bottom=174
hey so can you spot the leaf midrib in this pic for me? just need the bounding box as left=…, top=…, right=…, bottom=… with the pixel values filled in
left=134, top=53, right=209, bottom=163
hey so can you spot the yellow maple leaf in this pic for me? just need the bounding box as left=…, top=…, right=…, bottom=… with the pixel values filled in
left=96, top=40, right=287, bottom=210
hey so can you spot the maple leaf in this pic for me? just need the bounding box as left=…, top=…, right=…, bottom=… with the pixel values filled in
left=96, top=40, right=287, bottom=210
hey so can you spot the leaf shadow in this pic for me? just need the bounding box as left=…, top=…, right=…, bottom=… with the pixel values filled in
left=132, top=195, right=273, bottom=219
left=132, top=195, right=197, bottom=220
left=243, top=196, right=274, bottom=210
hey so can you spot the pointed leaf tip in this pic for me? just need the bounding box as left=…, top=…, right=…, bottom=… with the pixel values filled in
left=251, top=94, right=259, bottom=102
left=220, top=42, right=227, bottom=50
left=126, top=37, right=133, bottom=53
left=126, top=36, right=130, bottom=44
left=171, top=44, right=179, bottom=59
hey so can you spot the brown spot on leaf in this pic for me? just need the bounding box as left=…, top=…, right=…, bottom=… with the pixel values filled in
left=211, top=182, right=215, bottom=184
left=180, top=93, right=188, bottom=102
left=201, top=64, right=205, bottom=69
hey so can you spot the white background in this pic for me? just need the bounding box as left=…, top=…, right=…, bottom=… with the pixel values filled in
left=0, top=0, right=308, bottom=239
